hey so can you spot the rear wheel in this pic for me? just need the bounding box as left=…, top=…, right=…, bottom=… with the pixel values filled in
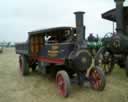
left=56, top=70, right=71, bottom=97
left=125, top=57, right=128, bottom=77
left=89, top=67, right=106, bottom=91
left=19, top=55, right=29, bottom=76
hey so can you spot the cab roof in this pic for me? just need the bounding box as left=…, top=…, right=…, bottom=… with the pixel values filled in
left=102, top=6, right=128, bottom=22
left=28, top=26, right=76, bottom=36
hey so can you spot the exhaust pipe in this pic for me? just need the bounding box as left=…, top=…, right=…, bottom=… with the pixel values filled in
left=74, top=11, right=85, bottom=42
left=114, top=0, right=125, bottom=35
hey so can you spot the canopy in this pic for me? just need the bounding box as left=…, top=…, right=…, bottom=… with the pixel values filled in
left=28, top=26, right=76, bottom=36
left=102, top=6, right=128, bottom=22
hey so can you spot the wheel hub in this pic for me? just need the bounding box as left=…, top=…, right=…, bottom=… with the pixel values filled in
left=72, top=50, right=92, bottom=71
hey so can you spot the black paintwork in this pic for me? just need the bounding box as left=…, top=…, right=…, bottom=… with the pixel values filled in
left=38, top=43, right=75, bottom=59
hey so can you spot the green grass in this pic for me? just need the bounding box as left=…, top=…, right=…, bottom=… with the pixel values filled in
left=0, top=48, right=128, bottom=102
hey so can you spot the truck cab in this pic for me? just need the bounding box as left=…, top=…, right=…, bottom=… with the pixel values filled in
left=28, top=27, right=76, bottom=64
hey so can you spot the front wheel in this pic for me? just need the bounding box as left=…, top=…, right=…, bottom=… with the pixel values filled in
left=56, top=70, right=71, bottom=97
left=89, top=67, right=106, bottom=91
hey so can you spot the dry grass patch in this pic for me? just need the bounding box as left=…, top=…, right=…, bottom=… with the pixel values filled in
left=0, top=48, right=128, bottom=102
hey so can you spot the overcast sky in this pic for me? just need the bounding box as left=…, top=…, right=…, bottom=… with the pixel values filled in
left=0, top=0, right=128, bottom=42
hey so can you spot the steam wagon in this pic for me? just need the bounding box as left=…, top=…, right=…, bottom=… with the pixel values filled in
left=15, top=12, right=106, bottom=97
left=95, top=0, right=128, bottom=76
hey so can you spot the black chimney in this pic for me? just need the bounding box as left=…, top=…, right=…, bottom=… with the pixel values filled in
left=74, top=11, right=85, bottom=42
left=114, top=0, right=125, bottom=35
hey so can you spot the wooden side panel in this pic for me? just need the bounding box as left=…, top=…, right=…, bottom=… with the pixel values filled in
left=31, top=38, right=34, bottom=54
left=30, top=35, right=44, bottom=56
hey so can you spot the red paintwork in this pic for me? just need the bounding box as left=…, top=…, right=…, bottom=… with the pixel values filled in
left=89, top=69, right=102, bottom=90
left=56, top=73, right=66, bottom=96
left=36, top=56, right=64, bottom=64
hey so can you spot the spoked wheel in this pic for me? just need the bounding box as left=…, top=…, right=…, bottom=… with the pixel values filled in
left=95, top=47, right=114, bottom=74
left=125, top=56, right=128, bottom=77
left=19, top=55, right=29, bottom=76
left=89, top=67, right=106, bottom=91
left=56, top=70, right=71, bottom=97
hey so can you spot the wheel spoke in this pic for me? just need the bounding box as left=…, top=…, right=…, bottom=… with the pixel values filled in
left=96, top=50, right=113, bottom=74
left=56, top=71, right=71, bottom=97
left=56, top=74, right=65, bottom=96
left=89, top=69, right=102, bottom=90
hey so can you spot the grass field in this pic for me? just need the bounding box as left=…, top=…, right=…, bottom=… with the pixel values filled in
left=0, top=48, right=128, bottom=102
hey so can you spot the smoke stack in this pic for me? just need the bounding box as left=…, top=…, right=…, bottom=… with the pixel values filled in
left=114, top=0, right=125, bottom=35
left=74, top=11, right=85, bottom=41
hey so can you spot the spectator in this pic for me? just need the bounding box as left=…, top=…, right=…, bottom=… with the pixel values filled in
left=88, top=33, right=95, bottom=42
